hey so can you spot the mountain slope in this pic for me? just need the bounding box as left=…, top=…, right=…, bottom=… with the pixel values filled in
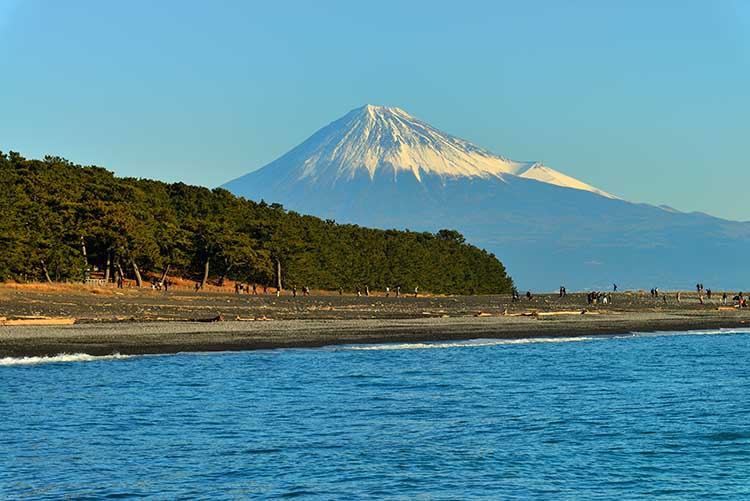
left=514, top=163, right=617, bottom=199
left=224, top=105, right=750, bottom=291
left=225, top=105, right=615, bottom=197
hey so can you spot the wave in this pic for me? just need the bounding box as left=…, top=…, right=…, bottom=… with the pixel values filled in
left=635, top=328, right=750, bottom=338
left=342, top=337, right=596, bottom=351
left=0, top=353, right=132, bottom=366
left=340, top=328, right=750, bottom=352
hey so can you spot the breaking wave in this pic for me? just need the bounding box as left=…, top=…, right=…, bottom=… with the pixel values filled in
left=0, top=353, right=132, bottom=366
left=637, top=328, right=750, bottom=338
left=342, top=337, right=596, bottom=351
left=339, top=328, right=750, bottom=352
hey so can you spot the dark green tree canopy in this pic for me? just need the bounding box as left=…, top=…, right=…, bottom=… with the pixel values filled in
left=0, top=151, right=514, bottom=294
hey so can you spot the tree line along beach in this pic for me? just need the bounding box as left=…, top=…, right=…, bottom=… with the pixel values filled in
left=0, top=152, right=512, bottom=297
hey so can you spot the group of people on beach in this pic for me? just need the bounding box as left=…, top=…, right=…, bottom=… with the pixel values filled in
left=510, top=288, right=533, bottom=302
left=184, top=280, right=425, bottom=298
left=223, top=283, right=420, bottom=298
left=150, top=278, right=172, bottom=292
left=351, top=285, right=417, bottom=297
left=234, top=282, right=268, bottom=295
left=693, top=283, right=712, bottom=300
left=587, top=291, right=610, bottom=304
left=188, top=279, right=750, bottom=309
left=522, top=282, right=750, bottom=308
left=290, top=286, right=311, bottom=297
left=645, top=284, right=750, bottom=307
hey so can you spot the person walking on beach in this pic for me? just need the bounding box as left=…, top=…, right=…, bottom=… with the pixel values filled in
left=252, top=283, right=257, bottom=295
left=722, top=292, right=728, bottom=305
left=385, top=286, right=390, bottom=298
left=365, top=285, right=370, bottom=297
left=414, top=286, right=419, bottom=298
left=396, top=286, right=401, bottom=298
left=292, top=286, right=297, bottom=297
left=613, top=283, right=618, bottom=292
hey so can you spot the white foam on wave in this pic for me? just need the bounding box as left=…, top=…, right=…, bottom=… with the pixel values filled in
left=0, top=353, right=132, bottom=367
left=635, top=328, right=750, bottom=338
left=688, top=328, right=750, bottom=336
left=340, top=328, right=750, bottom=352
left=343, top=337, right=596, bottom=351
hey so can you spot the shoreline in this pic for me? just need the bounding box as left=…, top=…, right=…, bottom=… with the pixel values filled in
left=2, top=286, right=749, bottom=358
left=1, top=312, right=748, bottom=358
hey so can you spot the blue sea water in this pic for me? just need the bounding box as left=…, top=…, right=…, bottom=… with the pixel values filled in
left=3, top=330, right=750, bottom=500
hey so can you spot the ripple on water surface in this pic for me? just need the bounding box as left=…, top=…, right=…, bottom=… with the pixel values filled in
left=2, top=329, right=750, bottom=499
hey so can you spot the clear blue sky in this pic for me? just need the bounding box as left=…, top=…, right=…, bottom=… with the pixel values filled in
left=2, top=0, right=748, bottom=220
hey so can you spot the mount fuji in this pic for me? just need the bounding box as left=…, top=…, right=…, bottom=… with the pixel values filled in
left=224, top=105, right=750, bottom=291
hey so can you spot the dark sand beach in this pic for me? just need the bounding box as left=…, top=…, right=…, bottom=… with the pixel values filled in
left=1, top=285, right=748, bottom=357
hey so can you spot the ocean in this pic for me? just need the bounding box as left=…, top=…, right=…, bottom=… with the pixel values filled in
left=3, top=329, right=750, bottom=499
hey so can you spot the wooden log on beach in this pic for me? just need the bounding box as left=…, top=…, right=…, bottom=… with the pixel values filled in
left=536, top=310, right=592, bottom=317
left=234, top=315, right=272, bottom=321
left=0, top=317, right=77, bottom=326
left=191, top=314, right=225, bottom=323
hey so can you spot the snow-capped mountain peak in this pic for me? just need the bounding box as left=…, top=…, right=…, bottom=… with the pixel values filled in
left=294, top=104, right=533, bottom=183
left=227, top=104, right=616, bottom=198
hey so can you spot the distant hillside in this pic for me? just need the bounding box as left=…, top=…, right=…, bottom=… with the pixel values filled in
left=0, top=151, right=513, bottom=294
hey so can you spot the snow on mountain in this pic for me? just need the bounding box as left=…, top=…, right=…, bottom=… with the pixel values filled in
left=297, top=104, right=531, bottom=183
left=514, top=163, right=617, bottom=199
left=230, top=104, right=614, bottom=198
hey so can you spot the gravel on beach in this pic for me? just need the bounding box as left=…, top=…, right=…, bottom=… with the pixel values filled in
left=1, top=285, right=748, bottom=357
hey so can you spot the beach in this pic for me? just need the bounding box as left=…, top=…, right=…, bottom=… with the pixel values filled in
left=1, top=284, right=747, bottom=357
